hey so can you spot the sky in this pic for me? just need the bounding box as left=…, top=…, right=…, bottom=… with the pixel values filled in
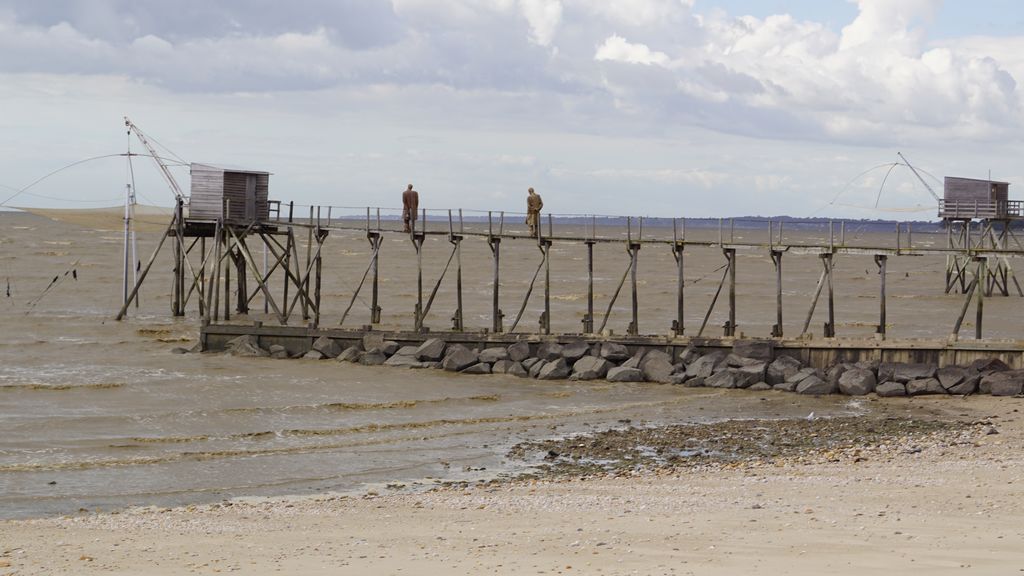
left=2, top=0, right=1024, bottom=219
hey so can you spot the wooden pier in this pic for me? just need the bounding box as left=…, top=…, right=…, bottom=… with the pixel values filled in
left=117, top=201, right=1024, bottom=361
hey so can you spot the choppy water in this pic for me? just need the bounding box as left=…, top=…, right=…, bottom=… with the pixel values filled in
left=0, top=211, right=1017, bottom=519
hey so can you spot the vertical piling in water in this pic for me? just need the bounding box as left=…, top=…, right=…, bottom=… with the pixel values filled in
left=584, top=239, right=595, bottom=334
left=823, top=253, right=835, bottom=338
left=488, top=211, right=503, bottom=333
left=672, top=218, right=684, bottom=336
left=976, top=257, right=986, bottom=339
left=771, top=250, right=783, bottom=337
left=725, top=248, right=736, bottom=337
left=875, top=254, right=887, bottom=338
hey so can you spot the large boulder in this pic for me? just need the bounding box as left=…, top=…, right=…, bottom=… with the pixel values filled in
left=678, top=346, right=702, bottom=366
left=796, top=375, right=836, bottom=395
left=415, top=338, right=447, bottom=361
left=442, top=345, right=478, bottom=372
left=571, top=356, right=612, bottom=380
left=479, top=347, right=509, bottom=364
left=641, top=350, right=673, bottom=368
left=907, top=378, right=945, bottom=396
left=733, top=362, right=767, bottom=384
left=302, top=350, right=325, bottom=360
left=362, top=333, right=385, bottom=353
left=983, top=370, right=1024, bottom=396
left=268, top=344, right=289, bottom=359
left=838, top=368, right=876, bottom=396
left=561, top=341, right=590, bottom=363
left=725, top=354, right=763, bottom=368
left=521, top=357, right=541, bottom=371
left=507, top=341, right=531, bottom=362
left=686, top=355, right=719, bottom=379
left=600, top=342, right=631, bottom=362
left=492, top=359, right=514, bottom=374
left=538, top=358, right=570, bottom=380
left=733, top=339, right=774, bottom=362
left=969, top=358, right=1011, bottom=374
left=312, top=336, right=342, bottom=358
left=766, top=356, right=803, bottom=385
left=385, top=354, right=428, bottom=368
left=683, top=376, right=706, bottom=388
left=461, top=362, right=492, bottom=375
left=536, top=342, right=564, bottom=361
left=787, top=367, right=824, bottom=385
left=875, top=381, right=907, bottom=397
left=826, top=364, right=850, bottom=388
left=507, top=362, right=529, bottom=378
left=336, top=347, right=361, bottom=362
left=949, top=374, right=981, bottom=396
left=226, top=335, right=269, bottom=358
left=380, top=341, right=400, bottom=356
left=642, top=356, right=675, bottom=384
left=937, top=366, right=967, bottom=391
left=359, top=350, right=387, bottom=366
left=705, top=370, right=740, bottom=389
left=621, top=351, right=646, bottom=370
left=606, top=366, right=644, bottom=382
left=879, top=362, right=937, bottom=384
left=528, top=359, right=546, bottom=379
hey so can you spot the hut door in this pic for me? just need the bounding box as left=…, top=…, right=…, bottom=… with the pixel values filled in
left=244, top=174, right=257, bottom=221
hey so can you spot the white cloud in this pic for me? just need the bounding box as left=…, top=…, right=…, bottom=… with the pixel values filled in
left=595, top=35, right=669, bottom=66
left=518, top=0, right=562, bottom=46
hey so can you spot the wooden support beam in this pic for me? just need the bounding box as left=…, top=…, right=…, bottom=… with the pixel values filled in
left=801, top=267, right=828, bottom=337
left=340, top=237, right=382, bottom=327
left=229, top=226, right=287, bottom=325
left=542, top=240, right=551, bottom=335
left=771, top=250, right=783, bottom=338
left=823, top=253, right=835, bottom=338
left=369, top=232, right=382, bottom=324
left=628, top=242, right=640, bottom=336
left=976, top=257, right=986, bottom=340
left=584, top=240, right=595, bottom=334
left=413, top=233, right=424, bottom=332
left=508, top=245, right=547, bottom=333
left=116, top=214, right=176, bottom=321
left=488, top=223, right=503, bottom=333
left=951, top=276, right=978, bottom=339
left=672, top=241, right=684, bottom=337
left=598, top=259, right=632, bottom=335
left=724, top=248, right=736, bottom=337
left=697, top=260, right=730, bottom=338
left=874, top=254, right=887, bottom=338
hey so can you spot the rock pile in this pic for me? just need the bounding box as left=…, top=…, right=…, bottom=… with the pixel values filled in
left=222, top=335, right=1023, bottom=397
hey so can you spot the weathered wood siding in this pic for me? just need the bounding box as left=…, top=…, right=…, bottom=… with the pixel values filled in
left=189, top=164, right=225, bottom=220
left=188, top=163, right=271, bottom=222
left=944, top=177, right=1009, bottom=203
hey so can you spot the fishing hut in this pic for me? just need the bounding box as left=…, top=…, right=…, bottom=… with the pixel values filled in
left=938, top=177, right=1024, bottom=297
left=117, top=119, right=328, bottom=326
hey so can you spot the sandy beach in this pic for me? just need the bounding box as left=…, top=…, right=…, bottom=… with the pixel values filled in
left=3, top=394, right=1023, bottom=575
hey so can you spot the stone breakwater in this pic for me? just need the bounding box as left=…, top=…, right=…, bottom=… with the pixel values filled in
left=209, top=334, right=1024, bottom=398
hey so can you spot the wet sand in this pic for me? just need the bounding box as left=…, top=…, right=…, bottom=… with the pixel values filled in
left=3, top=395, right=1023, bottom=575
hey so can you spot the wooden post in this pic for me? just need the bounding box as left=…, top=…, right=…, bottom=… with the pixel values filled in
left=725, top=248, right=736, bottom=337
left=211, top=224, right=223, bottom=322
left=283, top=230, right=292, bottom=317
left=414, top=233, right=424, bottom=332
left=874, top=254, right=887, bottom=338
left=314, top=230, right=323, bottom=328
left=198, top=236, right=206, bottom=317
left=542, top=240, right=551, bottom=335
left=823, top=253, right=835, bottom=338
left=223, top=241, right=231, bottom=321
left=236, top=239, right=248, bottom=315
left=976, top=257, right=986, bottom=339
left=370, top=233, right=382, bottom=324
left=489, top=211, right=503, bottom=333
left=771, top=250, right=783, bottom=337
left=172, top=199, right=183, bottom=316
left=584, top=240, right=595, bottom=333
left=673, top=241, right=684, bottom=336
left=303, top=206, right=313, bottom=320
left=628, top=241, right=640, bottom=336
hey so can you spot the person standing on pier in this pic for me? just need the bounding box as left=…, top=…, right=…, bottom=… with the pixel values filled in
left=526, top=187, right=543, bottom=237
left=402, top=184, right=419, bottom=233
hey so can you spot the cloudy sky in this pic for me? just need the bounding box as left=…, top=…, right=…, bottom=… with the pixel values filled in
left=2, top=0, right=1024, bottom=218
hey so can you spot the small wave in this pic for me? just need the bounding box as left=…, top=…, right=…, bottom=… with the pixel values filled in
left=0, top=382, right=124, bottom=391
left=223, top=394, right=502, bottom=415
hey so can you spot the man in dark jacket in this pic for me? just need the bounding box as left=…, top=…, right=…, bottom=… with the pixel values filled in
left=402, top=184, right=419, bottom=233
